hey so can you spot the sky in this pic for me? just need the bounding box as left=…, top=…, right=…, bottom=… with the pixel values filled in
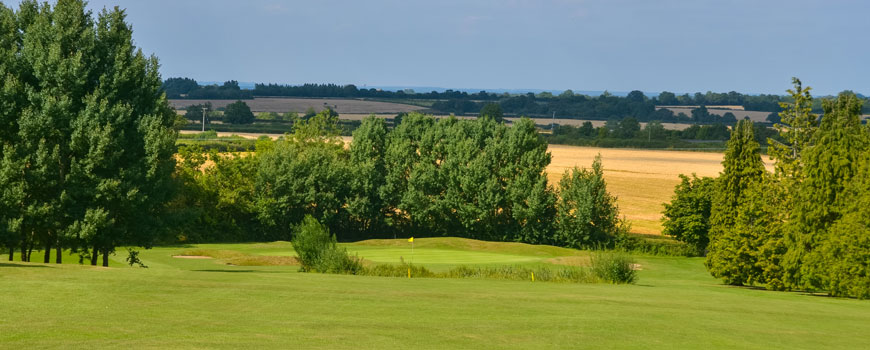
left=21, top=0, right=870, bottom=95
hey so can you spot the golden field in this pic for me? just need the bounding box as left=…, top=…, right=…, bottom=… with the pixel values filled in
left=546, top=145, right=774, bottom=235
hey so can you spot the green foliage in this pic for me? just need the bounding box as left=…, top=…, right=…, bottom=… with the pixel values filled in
left=223, top=100, right=255, bottom=124
left=167, top=146, right=261, bottom=243
left=661, top=174, right=715, bottom=253
left=479, top=103, right=504, bottom=123
left=590, top=251, right=637, bottom=284
left=347, top=116, right=389, bottom=236
left=616, top=234, right=700, bottom=257
left=706, top=119, right=766, bottom=285
left=785, top=92, right=868, bottom=292
left=291, top=215, right=362, bottom=274
left=822, top=170, right=870, bottom=298
left=556, top=156, right=627, bottom=248
left=769, top=78, right=818, bottom=179
left=161, top=77, right=199, bottom=98
left=0, top=1, right=176, bottom=265
left=256, top=114, right=350, bottom=237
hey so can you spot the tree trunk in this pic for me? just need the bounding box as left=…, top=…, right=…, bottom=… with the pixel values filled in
left=20, top=241, right=27, bottom=262
left=7, top=246, right=12, bottom=261
left=101, top=249, right=109, bottom=267
left=55, top=244, right=62, bottom=264
left=90, top=246, right=98, bottom=266
left=43, top=241, right=51, bottom=263
left=26, top=241, right=33, bottom=262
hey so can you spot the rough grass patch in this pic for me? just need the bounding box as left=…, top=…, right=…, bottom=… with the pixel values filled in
left=177, top=249, right=298, bottom=266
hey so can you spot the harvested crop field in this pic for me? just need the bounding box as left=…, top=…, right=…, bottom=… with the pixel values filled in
left=658, top=107, right=772, bottom=123
left=545, top=145, right=774, bottom=235
left=169, top=97, right=425, bottom=114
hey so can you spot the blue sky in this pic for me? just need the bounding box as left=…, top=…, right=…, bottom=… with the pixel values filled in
left=25, top=1, right=870, bottom=95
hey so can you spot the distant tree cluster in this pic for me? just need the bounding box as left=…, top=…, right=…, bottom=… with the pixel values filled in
left=662, top=79, right=870, bottom=298
left=172, top=111, right=627, bottom=250
left=253, top=83, right=502, bottom=101
left=0, top=1, right=177, bottom=266
left=161, top=79, right=252, bottom=99
left=547, top=119, right=779, bottom=149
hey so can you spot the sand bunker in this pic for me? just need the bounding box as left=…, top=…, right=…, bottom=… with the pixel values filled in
left=172, top=255, right=213, bottom=259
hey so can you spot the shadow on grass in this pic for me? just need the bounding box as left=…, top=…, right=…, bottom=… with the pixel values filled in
left=712, top=282, right=843, bottom=299
left=0, top=262, right=55, bottom=268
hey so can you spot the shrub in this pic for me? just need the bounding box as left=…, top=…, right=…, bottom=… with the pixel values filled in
left=291, top=215, right=363, bottom=274
left=591, top=251, right=637, bottom=284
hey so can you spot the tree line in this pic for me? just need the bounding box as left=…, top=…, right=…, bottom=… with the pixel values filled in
left=546, top=118, right=779, bottom=149
left=171, top=110, right=629, bottom=250
left=164, top=77, right=869, bottom=121
left=662, top=79, right=870, bottom=298
left=0, top=1, right=176, bottom=266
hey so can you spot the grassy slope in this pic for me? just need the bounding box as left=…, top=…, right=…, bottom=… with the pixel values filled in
left=1, top=239, right=868, bottom=349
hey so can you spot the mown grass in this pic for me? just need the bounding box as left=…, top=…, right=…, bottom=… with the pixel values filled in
left=2, top=238, right=869, bottom=349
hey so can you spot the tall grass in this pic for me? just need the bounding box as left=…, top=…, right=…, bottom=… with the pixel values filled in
left=361, top=263, right=606, bottom=284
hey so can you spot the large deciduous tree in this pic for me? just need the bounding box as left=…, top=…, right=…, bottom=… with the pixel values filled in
left=223, top=100, right=254, bottom=124
left=0, top=0, right=176, bottom=266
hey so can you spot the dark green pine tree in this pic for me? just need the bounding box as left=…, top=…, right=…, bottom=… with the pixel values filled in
left=821, top=149, right=870, bottom=299
left=706, top=119, right=766, bottom=285
left=784, top=92, right=868, bottom=291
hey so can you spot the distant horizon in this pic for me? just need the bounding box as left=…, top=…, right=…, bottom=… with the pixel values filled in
left=192, top=80, right=865, bottom=98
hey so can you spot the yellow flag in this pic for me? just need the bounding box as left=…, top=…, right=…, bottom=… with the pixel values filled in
left=408, top=237, right=414, bottom=243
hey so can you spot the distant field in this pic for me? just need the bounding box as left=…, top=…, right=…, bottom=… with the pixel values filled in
left=658, top=106, right=773, bottom=123
left=169, top=97, right=425, bottom=114
left=546, top=145, right=774, bottom=235
left=3, top=239, right=868, bottom=349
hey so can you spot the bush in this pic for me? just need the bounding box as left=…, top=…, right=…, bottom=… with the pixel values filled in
left=590, top=251, right=637, bottom=284
left=291, top=216, right=363, bottom=274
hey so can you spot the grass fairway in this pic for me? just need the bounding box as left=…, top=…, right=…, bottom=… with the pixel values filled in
left=2, top=239, right=868, bottom=349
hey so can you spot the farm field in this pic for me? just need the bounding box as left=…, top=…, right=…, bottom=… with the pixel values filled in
left=169, top=97, right=425, bottom=114
left=2, top=238, right=868, bottom=349
left=658, top=106, right=772, bottom=123
left=545, top=145, right=774, bottom=235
